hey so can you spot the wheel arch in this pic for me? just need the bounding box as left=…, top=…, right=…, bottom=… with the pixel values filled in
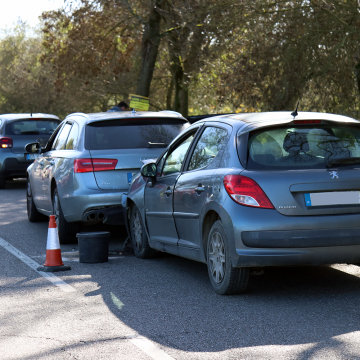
left=202, top=210, right=221, bottom=261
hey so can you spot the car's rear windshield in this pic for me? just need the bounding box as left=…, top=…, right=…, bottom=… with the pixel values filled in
left=85, top=118, right=189, bottom=150
left=5, top=119, right=60, bottom=135
left=242, top=123, right=360, bottom=170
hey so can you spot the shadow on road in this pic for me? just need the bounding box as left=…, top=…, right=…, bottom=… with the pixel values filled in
left=81, top=251, right=360, bottom=355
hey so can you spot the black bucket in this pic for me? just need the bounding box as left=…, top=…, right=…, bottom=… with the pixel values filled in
left=77, top=231, right=110, bottom=263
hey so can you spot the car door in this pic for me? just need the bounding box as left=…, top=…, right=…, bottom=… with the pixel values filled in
left=144, top=128, right=200, bottom=249
left=173, top=125, right=230, bottom=254
left=33, top=122, right=73, bottom=211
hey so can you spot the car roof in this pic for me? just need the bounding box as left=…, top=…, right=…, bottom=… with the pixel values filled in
left=65, top=110, right=187, bottom=124
left=0, top=113, right=60, bottom=122
left=196, top=111, right=360, bottom=134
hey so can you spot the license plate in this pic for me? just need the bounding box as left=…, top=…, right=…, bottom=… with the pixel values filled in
left=305, top=191, right=360, bottom=206
left=127, top=172, right=135, bottom=184
left=25, top=153, right=41, bottom=161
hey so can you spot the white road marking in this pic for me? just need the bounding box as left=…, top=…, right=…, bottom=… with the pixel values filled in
left=129, top=336, right=176, bottom=360
left=0, top=237, right=76, bottom=292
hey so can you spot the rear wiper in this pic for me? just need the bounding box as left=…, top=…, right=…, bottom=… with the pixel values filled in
left=147, top=142, right=169, bottom=148
left=326, top=157, right=360, bottom=168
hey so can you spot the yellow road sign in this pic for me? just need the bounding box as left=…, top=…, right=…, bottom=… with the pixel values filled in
left=129, top=94, right=150, bottom=111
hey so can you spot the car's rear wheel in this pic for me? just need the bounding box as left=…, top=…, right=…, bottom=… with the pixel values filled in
left=130, top=205, right=156, bottom=259
left=0, top=177, right=6, bottom=189
left=207, top=220, right=249, bottom=295
left=53, top=187, right=79, bottom=244
left=27, top=178, right=46, bottom=222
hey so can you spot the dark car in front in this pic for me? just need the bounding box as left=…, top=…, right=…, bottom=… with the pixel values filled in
left=0, top=114, right=61, bottom=189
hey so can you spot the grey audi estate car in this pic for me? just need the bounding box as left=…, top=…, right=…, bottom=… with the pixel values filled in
left=26, top=110, right=189, bottom=244
left=0, top=114, right=60, bottom=189
left=126, top=111, right=360, bottom=295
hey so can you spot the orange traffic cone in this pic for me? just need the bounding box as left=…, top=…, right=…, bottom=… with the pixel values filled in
left=37, top=215, right=71, bottom=272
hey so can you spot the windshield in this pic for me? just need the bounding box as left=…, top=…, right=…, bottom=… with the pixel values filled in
left=243, top=123, right=360, bottom=170
left=85, top=118, right=189, bottom=150
left=5, top=119, right=60, bottom=135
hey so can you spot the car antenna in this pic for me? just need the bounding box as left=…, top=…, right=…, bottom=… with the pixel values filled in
left=132, top=108, right=136, bottom=115
left=291, top=102, right=299, bottom=119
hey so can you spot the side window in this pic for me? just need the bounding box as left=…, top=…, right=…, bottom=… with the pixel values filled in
left=52, top=123, right=72, bottom=150
left=65, top=123, right=79, bottom=150
left=188, top=127, right=228, bottom=171
left=161, top=132, right=195, bottom=177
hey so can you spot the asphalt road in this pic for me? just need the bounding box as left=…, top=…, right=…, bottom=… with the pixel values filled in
left=1, top=179, right=360, bottom=359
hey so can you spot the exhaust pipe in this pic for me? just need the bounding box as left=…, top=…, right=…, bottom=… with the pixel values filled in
left=88, top=213, right=97, bottom=220
left=97, top=213, right=105, bottom=220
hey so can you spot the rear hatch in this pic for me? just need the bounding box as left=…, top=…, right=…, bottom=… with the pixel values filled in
left=239, top=120, right=360, bottom=216
left=85, top=118, right=189, bottom=190
left=6, top=118, right=60, bottom=162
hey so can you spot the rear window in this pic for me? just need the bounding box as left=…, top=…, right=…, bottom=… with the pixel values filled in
left=85, top=118, right=189, bottom=150
left=5, top=119, right=60, bottom=135
left=243, top=123, right=360, bottom=170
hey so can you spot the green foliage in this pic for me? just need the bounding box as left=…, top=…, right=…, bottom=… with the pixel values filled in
left=0, top=0, right=359, bottom=119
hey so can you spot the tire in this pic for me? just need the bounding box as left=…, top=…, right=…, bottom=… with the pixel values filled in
left=207, top=220, right=249, bottom=295
left=27, top=178, right=46, bottom=222
left=0, top=177, right=6, bottom=189
left=130, top=205, right=156, bottom=259
left=53, top=187, right=79, bottom=244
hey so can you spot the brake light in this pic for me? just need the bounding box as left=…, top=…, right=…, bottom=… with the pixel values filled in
left=74, top=158, right=118, bottom=173
left=294, top=120, right=321, bottom=124
left=223, top=175, right=274, bottom=209
left=0, top=137, right=13, bottom=148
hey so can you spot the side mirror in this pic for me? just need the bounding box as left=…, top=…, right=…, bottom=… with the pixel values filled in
left=24, top=142, right=41, bottom=154
left=141, top=162, right=156, bottom=177
left=140, top=162, right=157, bottom=186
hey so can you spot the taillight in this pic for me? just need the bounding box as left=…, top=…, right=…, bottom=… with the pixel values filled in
left=74, top=158, right=94, bottom=173
left=0, top=137, right=13, bottom=148
left=92, top=158, right=118, bottom=171
left=74, top=158, right=118, bottom=173
left=223, top=175, right=274, bottom=209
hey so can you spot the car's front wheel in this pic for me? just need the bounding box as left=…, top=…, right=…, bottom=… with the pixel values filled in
left=207, top=220, right=249, bottom=295
left=130, top=205, right=156, bottom=259
left=27, top=178, right=45, bottom=222
left=53, top=187, right=79, bottom=244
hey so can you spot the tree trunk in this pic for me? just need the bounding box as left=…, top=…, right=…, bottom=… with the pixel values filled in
left=135, top=0, right=164, bottom=97
left=355, top=62, right=360, bottom=97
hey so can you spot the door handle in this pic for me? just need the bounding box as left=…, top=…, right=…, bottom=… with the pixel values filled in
left=195, top=186, right=205, bottom=193
left=49, top=160, right=55, bottom=166
left=164, top=188, right=173, bottom=195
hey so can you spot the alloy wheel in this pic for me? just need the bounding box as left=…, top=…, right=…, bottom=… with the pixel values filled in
left=209, top=231, right=226, bottom=284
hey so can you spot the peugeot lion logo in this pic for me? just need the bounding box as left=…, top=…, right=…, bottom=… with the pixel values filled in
left=329, top=171, right=339, bottom=179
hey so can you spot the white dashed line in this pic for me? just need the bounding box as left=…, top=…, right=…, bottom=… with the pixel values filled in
left=0, top=237, right=76, bottom=292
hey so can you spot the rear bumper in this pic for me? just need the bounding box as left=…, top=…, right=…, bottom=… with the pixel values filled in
left=235, top=245, right=360, bottom=267
left=0, top=157, right=32, bottom=178
left=221, top=197, right=360, bottom=267
left=242, top=227, right=360, bottom=248
left=60, top=190, right=126, bottom=224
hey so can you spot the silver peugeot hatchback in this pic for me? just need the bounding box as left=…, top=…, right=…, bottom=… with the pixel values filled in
left=126, top=111, right=360, bottom=295
left=26, top=111, right=189, bottom=244
left=0, top=114, right=60, bottom=189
